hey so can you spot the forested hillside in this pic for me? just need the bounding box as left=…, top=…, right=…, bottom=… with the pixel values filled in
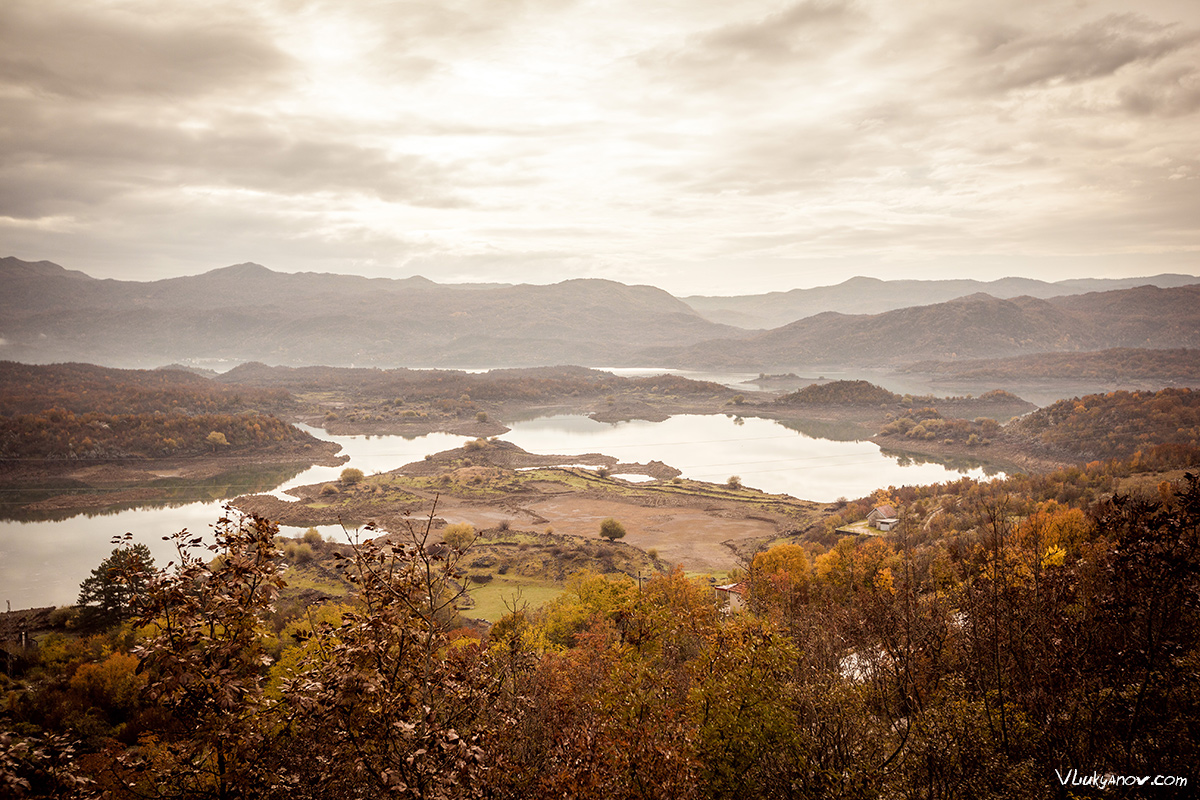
left=906, top=347, right=1200, bottom=384
left=1007, top=387, right=1200, bottom=461
left=0, top=362, right=314, bottom=460
left=875, top=387, right=1200, bottom=470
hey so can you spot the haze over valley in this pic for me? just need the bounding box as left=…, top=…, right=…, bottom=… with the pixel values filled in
left=5, top=257, right=1199, bottom=389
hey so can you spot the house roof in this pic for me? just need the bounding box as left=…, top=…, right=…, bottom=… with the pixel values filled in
left=869, top=504, right=897, bottom=518
left=714, top=582, right=747, bottom=596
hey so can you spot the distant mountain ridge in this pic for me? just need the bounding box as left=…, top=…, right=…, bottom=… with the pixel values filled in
left=3, top=257, right=1198, bottom=371
left=648, top=287, right=1200, bottom=369
left=0, top=257, right=742, bottom=368
left=685, top=273, right=1200, bottom=329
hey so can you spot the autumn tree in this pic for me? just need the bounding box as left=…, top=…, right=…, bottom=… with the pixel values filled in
left=271, top=513, right=492, bottom=798
left=113, top=513, right=286, bottom=798
left=748, top=543, right=810, bottom=614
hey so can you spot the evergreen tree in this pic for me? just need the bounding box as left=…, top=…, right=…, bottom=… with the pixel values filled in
left=77, top=543, right=155, bottom=627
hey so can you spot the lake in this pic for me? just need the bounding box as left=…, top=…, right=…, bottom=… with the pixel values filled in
left=0, top=414, right=1002, bottom=609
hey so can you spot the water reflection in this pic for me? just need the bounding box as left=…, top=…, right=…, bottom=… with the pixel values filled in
left=773, top=417, right=876, bottom=443
left=0, top=427, right=475, bottom=610
left=500, top=414, right=1003, bottom=503
left=0, top=463, right=310, bottom=523
left=0, top=414, right=1009, bottom=609
left=878, top=446, right=1010, bottom=477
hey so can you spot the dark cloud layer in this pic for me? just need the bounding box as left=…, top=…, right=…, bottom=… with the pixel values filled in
left=0, top=1, right=292, bottom=100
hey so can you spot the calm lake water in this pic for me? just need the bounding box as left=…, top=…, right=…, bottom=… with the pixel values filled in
left=0, top=414, right=1002, bottom=609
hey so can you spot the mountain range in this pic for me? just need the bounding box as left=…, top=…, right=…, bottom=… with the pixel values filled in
left=2, top=257, right=1198, bottom=371
left=649, top=288, right=1200, bottom=369
left=684, top=273, right=1200, bottom=329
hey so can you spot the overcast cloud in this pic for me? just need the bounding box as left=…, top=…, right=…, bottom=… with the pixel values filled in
left=1, top=0, right=1197, bottom=294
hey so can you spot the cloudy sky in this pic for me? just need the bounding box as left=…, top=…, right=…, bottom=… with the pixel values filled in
left=2, top=0, right=1199, bottom=295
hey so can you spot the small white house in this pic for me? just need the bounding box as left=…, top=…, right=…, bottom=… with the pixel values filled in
left=714, top=582, right=747, bottom=612
left=866, top=504, right=898, bottom=531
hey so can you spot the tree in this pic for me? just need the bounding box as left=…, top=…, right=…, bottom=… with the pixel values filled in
left=339, top=466, right=364, bottom=484
left=205, top=430, right=228, bottom=452
left=749, top=543, right=810, bottom=613
left=77, top=543, right=155, bottom=627
left=726, top=475, right=742, bottom=489
left=118, top=512, right=288, bottom=798
left=599, top=517, right=626, bottom=542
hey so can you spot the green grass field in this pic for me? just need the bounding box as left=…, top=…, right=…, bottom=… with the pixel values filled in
left=459, top=575, right=564, bottom=622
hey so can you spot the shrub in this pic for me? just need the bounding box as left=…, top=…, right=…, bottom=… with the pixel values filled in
left=340, top=467, right=365, bottom=484
left=599, top=517, right=626, bottom=542
left=476, top=411, right=489, bottom=423
left=442, top=523, right=476, bottom=551
left=726, top=475, right=743, bottom=489
left=285, top=542, right=315, bottom=564
left=302, top=527, right=323, bottom=544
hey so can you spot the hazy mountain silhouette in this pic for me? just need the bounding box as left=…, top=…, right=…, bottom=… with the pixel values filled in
left=684, top=274, right=1200, bottom=329
left=2, top=257, right=1197, bottom=370
left=0, top=258, right=742, bottom=368
left=648, top=287, right=1200, bottom=369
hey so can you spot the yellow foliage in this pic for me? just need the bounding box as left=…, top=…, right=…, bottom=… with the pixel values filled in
left=1041, top=546, right=1066, bottom=568
left=751, top=543, right=811, bottom=608
left=536, top=570, right=638, bottom=648
left=68, top=651, right=146, bottom=710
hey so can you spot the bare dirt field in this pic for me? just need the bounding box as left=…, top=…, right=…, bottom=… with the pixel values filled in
left=521, top=495, right=776, bottom=572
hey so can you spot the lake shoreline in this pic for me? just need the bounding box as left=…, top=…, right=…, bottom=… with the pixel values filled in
left=0, top=390, right=1035, bottom=518
left=0, top=440, right=346, bottom=519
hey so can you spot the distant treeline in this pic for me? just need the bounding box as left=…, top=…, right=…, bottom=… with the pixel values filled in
left=907, top=347, right=1200, bottom=382
left=0, top=409, right=316, bottom=460
left=0, top=361, right=294, bottom=416
left=218, top=362, right=731, bottom=403
left=776, top=379, right=1023, bottom=409
left=1008, top=387, right=1200, bottom=460
left=0, top=362, right=311, bottom=460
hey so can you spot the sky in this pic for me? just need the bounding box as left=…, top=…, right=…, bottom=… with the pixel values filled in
left=1, top=0, right=1199, bottom=296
